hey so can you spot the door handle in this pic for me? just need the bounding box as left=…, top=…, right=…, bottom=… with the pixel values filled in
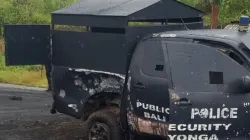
left=133, top=83, right=145, bottom=89
left=176, top=98, right=193, bottom=106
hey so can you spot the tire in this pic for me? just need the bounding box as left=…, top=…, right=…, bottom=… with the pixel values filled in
left=84, top=107, right=122, bottom=140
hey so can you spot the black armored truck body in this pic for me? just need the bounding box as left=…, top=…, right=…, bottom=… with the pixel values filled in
left=4, top=0, right=250, bottom=139
left=128, top=29, right=250, bottom=140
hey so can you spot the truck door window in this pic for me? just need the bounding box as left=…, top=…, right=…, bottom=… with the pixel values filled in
left=197, top=41, right=249, bottom=70
left=166, top=40, right=250, bottom=93
left=141, top=40, right=167, bottom=78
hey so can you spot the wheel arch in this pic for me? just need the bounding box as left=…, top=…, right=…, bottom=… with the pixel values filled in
left=81, top=92, right=122, bottom=121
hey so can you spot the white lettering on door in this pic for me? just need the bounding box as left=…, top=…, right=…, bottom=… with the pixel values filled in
left=135, top=100, right=239, bottom=139
left=168, top=134, right=218, bottom=140
left=168, top=124, right=232, bottom=131
left=144, top=112, right=166, bottom=122
left=136, top=100, right=170, bottom=114
left=136, top=100, right=169, bottom=122
left=191, top=108, right=238, bottom=119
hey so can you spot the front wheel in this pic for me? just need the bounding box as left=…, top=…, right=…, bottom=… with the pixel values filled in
left=89, top=122, right=110, bottom=140
left=85, top=108, right=122, bottom=140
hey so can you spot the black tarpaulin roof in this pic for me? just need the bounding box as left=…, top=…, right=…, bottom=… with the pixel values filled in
left=51, top=0, right=204, bottom=28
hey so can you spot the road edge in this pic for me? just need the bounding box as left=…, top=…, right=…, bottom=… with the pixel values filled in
left=0, top=83, right=47, bottom=93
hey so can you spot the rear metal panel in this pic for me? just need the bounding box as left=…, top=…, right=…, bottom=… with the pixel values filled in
left=51, top=23, right=203, bottom=75
left=51, top=15, right=127, bottom=28
left=125, top=23, right=203, bottom=47
left=52, top=31, right=126, bottom=74
left=125, top=23, right=204, bottom=61
left=4, top=25, right=50, bottom=65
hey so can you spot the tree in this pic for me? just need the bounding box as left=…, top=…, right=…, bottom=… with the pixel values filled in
left=211, top=0, right=222, bottom=29
left=219, top=0, right=250, bottom=24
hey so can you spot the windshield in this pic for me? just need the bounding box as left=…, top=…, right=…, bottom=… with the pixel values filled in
left=239, top=43, right=250, bottom=60
left=234, top=32, right=250, bottom=64
left=238, top=32, right=250, bottom=51
left=195, top=39, right=250, bottom=71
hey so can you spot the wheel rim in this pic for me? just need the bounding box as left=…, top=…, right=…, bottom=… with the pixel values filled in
left=89, top=122, right=110, bottom=140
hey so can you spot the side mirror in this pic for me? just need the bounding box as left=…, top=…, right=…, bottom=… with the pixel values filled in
left=243, top=75, right=250, bottom=92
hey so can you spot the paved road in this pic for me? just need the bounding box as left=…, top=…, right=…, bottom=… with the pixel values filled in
left=0, top=84, right=85, bottom=140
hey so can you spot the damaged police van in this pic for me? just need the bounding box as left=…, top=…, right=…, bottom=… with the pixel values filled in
left=3, top=0, right=250, bottom=139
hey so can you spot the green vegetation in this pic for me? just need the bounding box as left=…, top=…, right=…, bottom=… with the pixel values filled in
left=0, top=0, right=77, bottom=87
left=179, top=0, right=250, bottom=25
left=0, top=0, right=249, bottom=87
left=0, top=0, right=78, bottom=36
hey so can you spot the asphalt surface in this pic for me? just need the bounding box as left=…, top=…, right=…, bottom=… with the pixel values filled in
left=0, top=84, right=85, bottom=140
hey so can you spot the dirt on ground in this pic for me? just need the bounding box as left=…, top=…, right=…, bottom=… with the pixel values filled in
left=0, top=84, right=87, bottom=140
left=0, top=117, right=86, bottom=140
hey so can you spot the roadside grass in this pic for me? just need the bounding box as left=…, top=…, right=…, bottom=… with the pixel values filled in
left=0, top=70, right=47, bottom=88
left=0, top=39, right=47, bottom=88
left=0, top=0, right=79, bottom=88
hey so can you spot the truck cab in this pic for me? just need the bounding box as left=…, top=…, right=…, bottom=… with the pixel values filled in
left=126, top=29, right=250, bottom=140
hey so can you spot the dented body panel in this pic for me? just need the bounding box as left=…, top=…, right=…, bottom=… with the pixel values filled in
left=51, top=66, right=125, bottom=118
